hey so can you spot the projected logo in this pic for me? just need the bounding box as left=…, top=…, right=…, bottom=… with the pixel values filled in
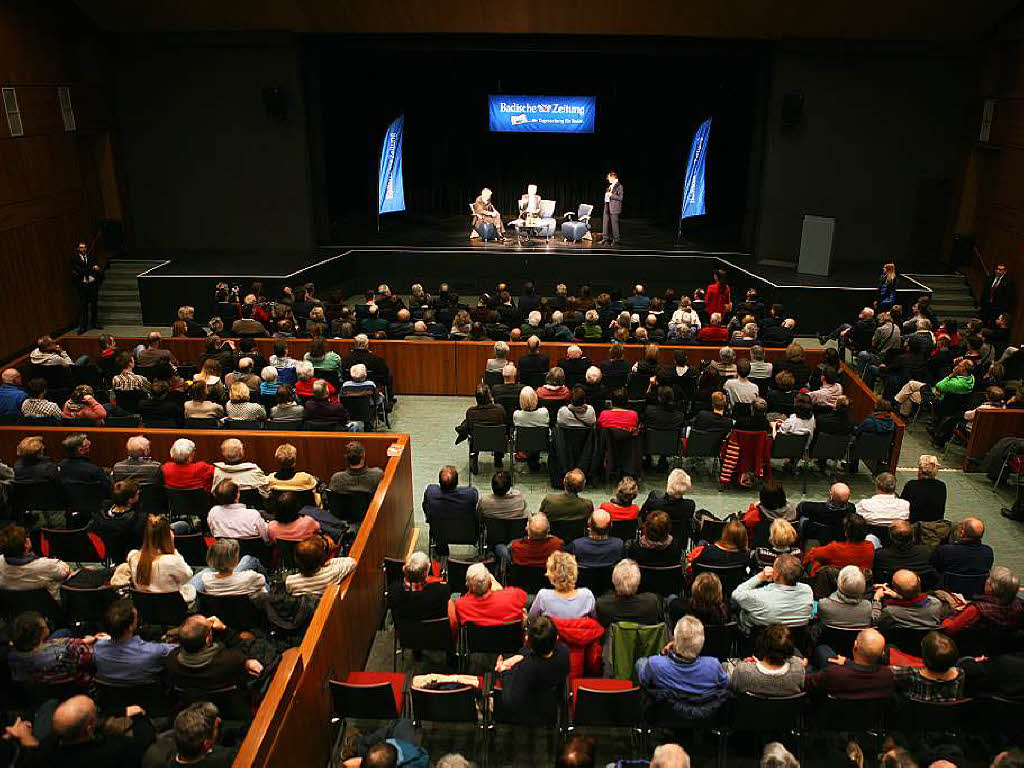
left=489, top=95, right=596, bottom=134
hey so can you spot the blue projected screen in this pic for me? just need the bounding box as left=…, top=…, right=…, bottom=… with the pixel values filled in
left=488, top=95, right=596, bottom=134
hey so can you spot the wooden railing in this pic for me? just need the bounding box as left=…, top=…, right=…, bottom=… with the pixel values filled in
left=963, top=407, right=1024, bottom=471
left=46, top=335, right=825, bottom=397
left=231, top=433, right=413, bottom=768
left=839, top=362, right=905, bottom=473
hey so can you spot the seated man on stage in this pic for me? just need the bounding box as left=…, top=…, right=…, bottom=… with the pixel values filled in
left=473, top=188, right=506, bottom=240
left=520, top=184, right=542, bottom=224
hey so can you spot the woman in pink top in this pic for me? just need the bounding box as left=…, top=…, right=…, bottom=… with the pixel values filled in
left=596, top=388, right=639, bottom=432
left=62, top=385, right=107, bottom=422
left=267, top=490, right=321, bottom=541
left=536, top=368, right=571, bottom=401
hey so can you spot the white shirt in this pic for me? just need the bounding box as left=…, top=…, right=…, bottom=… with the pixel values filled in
left=514, top=408, right=550, bottom=427
left=285, top=557, right=357, bottom=597
left=724, top=378, right=759, bottom=406
left=855, top=493, right=910, bottom=526
left=118, top=550, right=196, bottom=603
left=0, top=556, right=72, bottom=599
left=207, top=503, right=270, bottom=542
left=200, top=569, right=266, bottom=596
left=670, top=308, right=702, bottom=331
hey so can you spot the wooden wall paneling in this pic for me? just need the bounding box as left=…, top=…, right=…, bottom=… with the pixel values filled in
left=231, top=648, right=303, bottom=768
left=0, top=426, right=404, bottom=480
left=840, top=362, right=904, bottom=473
left=232, top=435, right=412, bottom=768
left=963, top=408, right=1024, bottom=469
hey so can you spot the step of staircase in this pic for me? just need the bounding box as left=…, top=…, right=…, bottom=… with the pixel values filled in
left=98, top=259, right=165, bottom=325
left=904, top=273, right=977, bottom=323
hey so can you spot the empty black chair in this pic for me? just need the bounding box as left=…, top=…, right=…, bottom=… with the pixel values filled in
left=463, top=621, right=524, bottom=657
left=141, top=418, right=180, bottom=429
left=237, top=488, right=265, bottom=511
left=577, top=564, right=614, bottom=596
left=428, top=515, right=481, bottom=560
left=0, top=587, right=65, bottom=627
left=303, top=420, right=341, bottom=431
left=483, top=370, right=504, bottom=387
left=644, top=428, right=682, bottom=467
left=264, top=418, right=304, bottom=430
left=96, top=680, right=172, bottom=717
left=506, top=563, right=550, bottom=594
left=341, top=395, right=376, bottom=431
left=818, top=624, right=868, bottom=658
left=815, top=694, right=887, bottom=750
left=131, top=589, right=189, bottom=627
left=683, top=430, right=724, bottom=476
left=60, top=584, right=118, bottom=627
left=940, top=571, right=987, bottom=599
left=165, top=488, right=210, bottom=525
left=235, top=536, right=272, bottom=567
left=112, top=389, right=145, bottom=413
left=326, top=489, right=374, bottom=522
left=883, top=626, right=932, bottom=656
left=410, top=682, right=482, bottom=736
left=902, top=697, right=974, bottom=734
left=42, top=527, right=104, bottom=563
left=139, top=482, right=166, bottom=515
left=184, top=417, right=222, bottom=429
left=104, top=414, right=142, bottom=427
left=549, top=517, right=587, bottom=545
left=62, top=480, right=109, bottom=522
left=701, top=621, right=740, bottom=660
left=469, top=424, right=508, bottom=477
left=512, top=426, right=549, bottom=470
left=800, top=519, right=838, bottom=547
left=394, top=616, right=456, bottom=671
left=810, top=432, right=852, bottom=466
left=638, top=564, right=683, bottom=596
left=609, top=518, right=639, bottom=542
left=570, top=679, right=643, bottom=739
left=483, top=517, right=527, bottom=552
left=197, top=592, right=264, bottom=631
left=10, top=480, right=67, bottom=518
left=329, top=673, right=405, bottom=723
left=722, top=692, right=807, bottom=756
left=274, top=537, right=303, bottom=571
left=772, top=432, right=808, bottom=466
left=222, top=419, right=263, bottom=430
left=175, top=533, right=210, bottom=567
left=850, top=432, right=894, bottom=474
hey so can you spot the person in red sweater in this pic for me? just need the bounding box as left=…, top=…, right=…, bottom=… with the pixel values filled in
left=704, top=269, right=732, bottom=318
left=803, top=512, right=875, bottom=576
left=159, top=438, right=215, bottom=491
left=600, top=476, right=640, bottom=521
left=696, top=313, right=730, bottom=344
left=507, top=513, right=563, bottom=566
left=597, top=388, right=639, bottom=432
left=940, top=566, right=1023, bottom=637
left=455, top=562, right=528, bottom=626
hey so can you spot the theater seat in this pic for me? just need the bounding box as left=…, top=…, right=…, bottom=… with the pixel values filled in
left=331, top=671, right=406, bottom=720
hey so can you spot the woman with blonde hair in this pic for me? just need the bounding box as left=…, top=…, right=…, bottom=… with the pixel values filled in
left=112, top=515, right=196, bottom=603
left=899, top=453, right=947, bottom=523
left=750, top=518, right=802, bottom=569
left=224, top=381, right=267, bottom=421
left=267, top=442, right=320, bottom=503
left=513, top=386, right=549, bottom=427
left=527, top=551, right=596, bottom=622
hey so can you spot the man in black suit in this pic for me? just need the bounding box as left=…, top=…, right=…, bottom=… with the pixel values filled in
left=601, top=171, right=624, bottom=246
left=796, top=482, right=856, bottom=543
left=873, top=520, right=937, bottom=588
left=517, top=335, right=550, bottom=388
left=981, top=263, right=1015, bottom=325
left=71, top=240, right=103, bottom=333
left=342, top=334, right=393, bottom=400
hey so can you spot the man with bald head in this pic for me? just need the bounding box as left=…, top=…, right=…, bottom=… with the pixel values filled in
left=873, top=520, right=937, bottom=588
left=507, top=512, right=563, bottom=567
left=0, top=368, right=26, bottom=416
left=872, top=569, right=942, bottom=633
left=797, top=482, right=855, bottom=543
left=3, top=693, right=156, bottom=762
left=930, top=516, right=994, bottom=580
left=807, top=628, right=895, bottom=699
left=517, top=335, right=549, bottom=388
left=566, top=508, right=624, bottom=567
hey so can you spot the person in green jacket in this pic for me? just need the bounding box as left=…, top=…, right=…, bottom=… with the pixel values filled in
left=894, top=359, right=974, bottom=416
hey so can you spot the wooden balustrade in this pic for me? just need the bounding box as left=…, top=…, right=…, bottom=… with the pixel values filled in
left=840, top=362, right=905, bottom=473
left=963, top=407, right=1024, bottom=470
left=45, top=334, right=824, bottom=397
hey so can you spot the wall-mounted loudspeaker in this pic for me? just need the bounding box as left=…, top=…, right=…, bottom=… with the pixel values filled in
left=781, top=92, right=804, bottom=128
left=262, top=86, right=289, bottom=122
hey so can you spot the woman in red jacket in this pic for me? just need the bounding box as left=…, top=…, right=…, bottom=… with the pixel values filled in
left=704, top=269, right=732, bottom=319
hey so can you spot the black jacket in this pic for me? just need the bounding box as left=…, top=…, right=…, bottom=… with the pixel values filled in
left=517, top=353, right=550, bottom=386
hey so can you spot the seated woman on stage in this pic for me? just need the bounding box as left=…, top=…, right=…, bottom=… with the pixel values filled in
left=473, top=188, right=506, bottom=239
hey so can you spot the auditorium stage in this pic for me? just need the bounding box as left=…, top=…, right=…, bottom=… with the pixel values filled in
left=134, top=217, right=930, bottom=329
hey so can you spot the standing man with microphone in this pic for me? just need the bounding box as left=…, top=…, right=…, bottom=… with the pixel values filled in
left=602, top=171, right=623, bottom=247
left=72, top=239, right=103, bottom=333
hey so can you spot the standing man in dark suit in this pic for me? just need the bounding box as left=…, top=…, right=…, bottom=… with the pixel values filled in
left=71, top=240, right=103, bottom=333
left=602, top=171, right=624, bottom=247
left=981, top=263, right=1015, bottom=326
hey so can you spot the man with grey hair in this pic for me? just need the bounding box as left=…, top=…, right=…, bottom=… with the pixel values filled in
left=732, top=554, right=813, bottom=634
left=486, top=341, right=511, bottom=373
left=760, top=742, right=799, bottom=768
left=342, top=362, right=381, bottom=404
left=636, top=616, right=728, bottom=700
left=558, top=345, right=591, bottom=386
left=816, top=565, right=872, bottom=628
left=940, top=565, right=1023, bottom=638
left=387, top=551, right=451, bottom=623
left=596, top=558, right=662, bottom=626
left=160, top=438, right=215, bottom=491
left=112, top=435, right=161, bottom=484
left=212, top=437, right=269, bottom=494
left=303, top=379, right=352, bottom=426
left=58, top=433, right=110, bottom=497
left=855, top=472, right=910, bottom=526
left=436, top=754, right=474, bottom=768
left=226, top=357, right=260, bottom=391
left=898, top=454, right=946, bottom=524
left=651, top=744, right=691, bottom=768
left=139, top=701, right=234, bottom=766
left=342, top=333, right=392, bottom=401
left=455, top=561, right=527, bottom=626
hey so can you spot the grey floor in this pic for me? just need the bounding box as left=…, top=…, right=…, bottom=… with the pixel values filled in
left=352, top=391, right=1022, bottom=768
